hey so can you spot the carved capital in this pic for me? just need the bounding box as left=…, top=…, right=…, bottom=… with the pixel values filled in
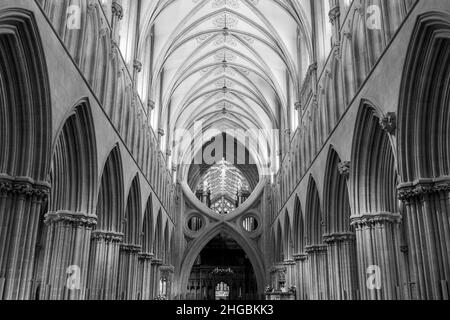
left=398, top=178, right=450, bottom=201
left=323, top=232, right=355, bottom=244
left=305, top=245, right=327, bottom=254
left=91, top=230, right=124, bottom=243
left=120, top=243, right=142, bottom=253
left=0, top=175, right=50, bottom=201
left=45, top=211, right=98, bottom=229
left=350, top=212, right=402, bottom=229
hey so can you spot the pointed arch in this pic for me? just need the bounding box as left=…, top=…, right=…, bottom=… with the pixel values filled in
left=305, top=176, right=324, bottom=246
left=123, top=175, right=142, bottom=245
left=49, top=99, right=98, bottom=214
left=323, top=147, right=352, bottom=234
left=293, top=195, right=305, bottom=253
left=178, top=223, right=265, bottom=296
left=0, top=9, right=52, bottom=181
left=142, top=194, right=154, bottom=253
left=96, top=144, right=124, bottom=232
left=350, top=101, right=397, bottom=215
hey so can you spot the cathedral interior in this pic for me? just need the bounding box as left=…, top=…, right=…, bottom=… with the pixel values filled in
left=0, top=0, right=449, bottom=301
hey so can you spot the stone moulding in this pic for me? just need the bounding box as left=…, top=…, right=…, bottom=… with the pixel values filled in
left=305, top=245, right=327, bottom=254
left=45, top=211, right=98, bottom=228
left=91, top=230, right=124, bottom=243
left=398, top=178, right=450, bottom=201
left=138, top=252, right=154, bottom=261
left=323, top=232, right=355, bottom=244
left=292, top=253, right=308, bottom=262
left=350, top=212, right=402, bottom=228
left=0, top=174, right=50, bottom=200
left=120, top=243, right=142, bottom=253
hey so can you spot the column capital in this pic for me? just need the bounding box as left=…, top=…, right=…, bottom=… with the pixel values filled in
left=350, top=212, right=402, bottom=229
left=45, top=211, right=98, bottom=228
left=0, top=174, right=50, bottom=200
left=398, top=178, right=450, bottom=201
left=91, top=230, right=124, bottom=243
left=120, top=243, right=142, bottom=253
left=305, top=245, right=327, bottom=254
left=152, top=258, right=163, bottom=266
left=293, top=253, right=308, bottom=262
left=323, top=232, right=355, bottom=244
left=138, top=252, right=154, bottom=261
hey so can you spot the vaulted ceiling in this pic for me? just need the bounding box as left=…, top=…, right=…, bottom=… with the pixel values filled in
left=138, top=0, right=313, bottom=175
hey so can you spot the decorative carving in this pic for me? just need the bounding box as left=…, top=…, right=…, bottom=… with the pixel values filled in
left=323, top=232, right=355, bottom=244
left=398, top=179, right=450, bottom=201
left=120, top=243, right=142, bottom=253
left=138, top=252, right=154, bottom=261
left=305, top=245, right=327, bottom=254
left=91, top=231, right=124, bottom=243
left=350, top=212, right=402, bottom=229
left=112, top=1, right=124, bottom=20
left=133, top=59, right=142, bottom=73
left=379, top=112, right=397, bottom=135
left=45, top=212, right=98, bottom=229
left=0, top=175, right=50, bottom=201
left=338, top=161, right=351, bottom=177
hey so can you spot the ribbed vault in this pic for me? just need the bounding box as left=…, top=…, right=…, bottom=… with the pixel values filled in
left=137, top=0, right=313, bottom=175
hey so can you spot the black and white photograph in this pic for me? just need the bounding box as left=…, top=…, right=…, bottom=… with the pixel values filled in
left=0, top=0, right=449, bottom=312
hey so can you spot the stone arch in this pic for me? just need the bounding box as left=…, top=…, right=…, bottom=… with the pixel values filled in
left=397, top=12, right=450, bottom=300
left=96, top=144, right=124, bottom=232
left=350, top=101, right=398, bottom=215
left=42, top=99, right=98, bottom=300
left=323, top=147, right=351, bottom=234
left=350, top=101, right=403, bottom=300
left=305, top=176, right=324, bottom=246
left=142, top=194, right=154, bottom=254
left=49, top=99, right=98, bottom=214
left=86, top=144, right=124, bottom=300
left=123, top=175, right=142, bottom=246
left=0, top=8, right=52, bottom=300
left=293, top=195, right=304, bottom=253
left=323, top=146, right=358, bottom=300
left=178, top=223, right=265, bottom=298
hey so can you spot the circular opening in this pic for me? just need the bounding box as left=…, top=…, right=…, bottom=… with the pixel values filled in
left=242, top=216, right=258, bottom=232
left=187, top=216, right=203, bottom=232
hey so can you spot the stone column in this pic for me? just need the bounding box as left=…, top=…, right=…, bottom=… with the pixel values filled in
left=305, top=245, right=329, bottom=300
left=351, top=213, right=403, bottom=300
left=87, top=231, right=123, bottom=300
left=323, top=233, right=358, bottom=300
left=160, top=265, right=175, bottom=299
left=151, top=258, right=163, bottom=298
left=137, top=252, right=154, bottom=300
left=399, top=180, right=450, bottom=300
left=293, top=254, right=308, bottom=300
left=283, top=260, right=296, bottom=290
left=0, top=175, right=50, bottom=300
left=117, top=243, right=141, bottom=300
left=40, top=212, right=97, bottom=300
